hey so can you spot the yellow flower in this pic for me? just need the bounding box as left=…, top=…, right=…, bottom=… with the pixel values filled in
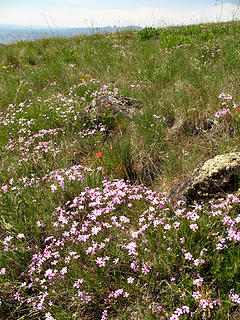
left=80, top=78, right=85, bottom=82
left=164, top=136, right=170, bottom=141
left=85, top=74, right=90, bottom=77
left=1, top=66, right=7, bottom=69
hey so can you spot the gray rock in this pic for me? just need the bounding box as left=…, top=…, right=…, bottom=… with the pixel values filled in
left=169, top=152, right=240, bottom=204
left=84, top=95, right=141, bottom=119
left=167, top=116, right=216, bottom=138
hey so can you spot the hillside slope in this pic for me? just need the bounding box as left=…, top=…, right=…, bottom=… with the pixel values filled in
left=0, top=21, right=240, bottom=319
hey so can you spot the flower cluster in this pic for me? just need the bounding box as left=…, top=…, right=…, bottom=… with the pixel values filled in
left=229, top=289, right=240, bottom=304
left=77, top=123, right=106, bottom=138
left=0, top=164, right=99, bottom=199
left=5, top=128, right=64, bottom=163
left=215, top=93, right=239, bottom=118
left=1, top=169, right=239, bottom=318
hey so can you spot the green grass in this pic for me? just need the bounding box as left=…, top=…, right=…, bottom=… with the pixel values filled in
left=0, top=20, right=240, bottom=319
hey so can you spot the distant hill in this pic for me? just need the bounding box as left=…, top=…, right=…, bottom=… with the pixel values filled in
left=0, top=24, right=142, bottom=44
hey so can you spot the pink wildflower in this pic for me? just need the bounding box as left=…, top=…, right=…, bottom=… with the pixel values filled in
left=0, top=268, right=6, bottom=275
left=199, top=299, right=208, bottom=309
left=127, top=277, right=134, bottom=284
left=185, top=252, right=193, bottom=260
left=182, top=305, right=190, bottom=313
left=189, top=223, right=198, bottom=231
left=193, top=278, right=203, bottom=286
left=193, top=291, right=202, bottom=299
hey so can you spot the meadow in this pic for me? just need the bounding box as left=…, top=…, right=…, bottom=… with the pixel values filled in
left=0, top=21, right=240, bottom=319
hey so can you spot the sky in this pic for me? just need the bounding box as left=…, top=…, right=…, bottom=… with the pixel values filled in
left=0, top=0, right=239, bottom=28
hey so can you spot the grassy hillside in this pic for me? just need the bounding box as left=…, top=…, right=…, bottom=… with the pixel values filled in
left=0, top=21, right=240, bottom=319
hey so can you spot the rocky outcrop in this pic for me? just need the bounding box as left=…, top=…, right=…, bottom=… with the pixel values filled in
left=84, top=95, right=141, bottom=119
left=167, top=116, right=216, bottom=138
left=169, top=152, right=240, bottom=204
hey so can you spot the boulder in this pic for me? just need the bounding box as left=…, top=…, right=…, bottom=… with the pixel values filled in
left=84, top=95, right=141, bottom=119
left=169, top=152, right=240, bottom=204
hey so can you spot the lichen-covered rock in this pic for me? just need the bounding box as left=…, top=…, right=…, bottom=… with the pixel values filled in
left=84, top=95, right=141, bottom=119
left=169, top=152, right=240, bottom=204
